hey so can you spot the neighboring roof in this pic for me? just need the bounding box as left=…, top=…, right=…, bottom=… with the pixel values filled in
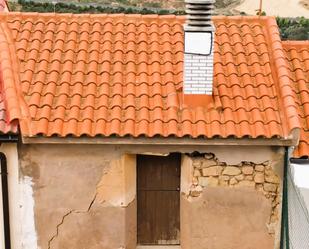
left=0, top=91, right=18, bottom=134
left=0, top=0, right=8, bottom=12
left=0, top=1, right=17, bottom=134
left=283, top=41, right=309, bottom=157
left=0, top=13, right=301, bottom=139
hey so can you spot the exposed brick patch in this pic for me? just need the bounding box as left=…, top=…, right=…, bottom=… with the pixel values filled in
left=184, top=52, right=214, bottom=95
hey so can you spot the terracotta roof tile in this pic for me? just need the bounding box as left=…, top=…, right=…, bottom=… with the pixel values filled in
left=283, top=41, right=309, bottom=157
left=0, top=89, right=18, bottom=134
left=0, top=13, right=301, bottom=139
left=0, top=12, right=19, bottom=134
left=0, top=0, right=8, bottom=12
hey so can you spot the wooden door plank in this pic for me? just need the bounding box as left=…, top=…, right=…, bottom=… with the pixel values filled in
left=137, top=154, right=180, bottom=245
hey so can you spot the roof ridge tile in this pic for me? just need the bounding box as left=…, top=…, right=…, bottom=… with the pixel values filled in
left=0, top=22, right=23, bottom=122
left=265, top=17, right=301, bottom=139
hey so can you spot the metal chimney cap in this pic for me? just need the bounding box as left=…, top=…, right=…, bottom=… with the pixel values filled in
left=184, top=24, right=215, bottom=32
left=185, top=0, right=215, bottom=31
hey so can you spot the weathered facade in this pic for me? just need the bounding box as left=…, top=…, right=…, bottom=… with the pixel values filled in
left=0, top=3, right=307, bottom=249
left=11, top=144, right=284, bottom=249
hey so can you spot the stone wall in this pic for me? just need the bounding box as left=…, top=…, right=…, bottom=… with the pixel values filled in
left=189, top=153, right=281, bottom=234
left=181, top=151, right=283, bottom=249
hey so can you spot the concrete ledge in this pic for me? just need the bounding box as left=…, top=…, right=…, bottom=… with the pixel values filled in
left=22, top=136, right=297, bottom=146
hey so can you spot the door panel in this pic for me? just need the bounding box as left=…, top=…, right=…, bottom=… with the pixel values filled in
left=137, top=154, right=181, bottom=245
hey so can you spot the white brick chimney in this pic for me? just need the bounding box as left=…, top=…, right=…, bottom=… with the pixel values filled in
left=183, top=0, right=215, bottom=105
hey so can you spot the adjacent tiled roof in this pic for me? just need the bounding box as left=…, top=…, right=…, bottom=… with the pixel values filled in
left=0, top=92, right=18, bottom=134
left=284, top=41, right=309, bottom=157
left=0, top=0, right=8, bottom=12
left=0, top=13, right=301, bottom=139
left=0, top=1, right=17, bottom=134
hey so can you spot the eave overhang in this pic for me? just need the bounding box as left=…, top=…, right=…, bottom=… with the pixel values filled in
left=22, top=136, right=298, bottom=146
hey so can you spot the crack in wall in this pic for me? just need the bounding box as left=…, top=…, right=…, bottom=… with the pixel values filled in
left=45, top=155, right=135, bottom=249
left=47, top=197, right=99, bottom=249
left=87, top=192, right=97, bottom=212
left=47, top=210, right=74, bottom=249
left=47, top=182, right=101, bottom=249
left=46, top=166, right=112, bottom=249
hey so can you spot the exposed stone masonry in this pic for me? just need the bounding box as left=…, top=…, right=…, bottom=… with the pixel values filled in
left=188, top=153, right=281, bottom=236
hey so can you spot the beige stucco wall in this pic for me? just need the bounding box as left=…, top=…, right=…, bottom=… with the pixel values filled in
left=19, top=145, right=135, bottom=249
left=17, top=144, right=284, bottom=249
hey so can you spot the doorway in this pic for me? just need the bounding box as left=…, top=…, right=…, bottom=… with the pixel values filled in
left=137, top=153, right=181, bottom=246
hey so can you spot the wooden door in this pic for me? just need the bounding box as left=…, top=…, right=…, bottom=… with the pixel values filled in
left=137, top=153, right=181, bottom=245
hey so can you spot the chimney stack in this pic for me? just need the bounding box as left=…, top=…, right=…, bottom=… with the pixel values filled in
left=183, top=0, right=215, bottom=107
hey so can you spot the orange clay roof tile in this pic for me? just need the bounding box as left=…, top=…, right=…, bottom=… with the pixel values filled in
left=0, top=0, right=7, bottom=12
left=0, top=13, right=301, bottom=139
left=283, top=41, right=309, bottom=157
left=0, top=86, right=18, bottom=134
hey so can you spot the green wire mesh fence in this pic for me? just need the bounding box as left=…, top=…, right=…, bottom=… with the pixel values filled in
left=283, top=160, right=309, bottom=249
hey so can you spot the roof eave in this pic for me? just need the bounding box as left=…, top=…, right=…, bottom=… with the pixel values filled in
left=21, top=136, right=297, bottom=146
left=0, top=134, right=18, bottom=143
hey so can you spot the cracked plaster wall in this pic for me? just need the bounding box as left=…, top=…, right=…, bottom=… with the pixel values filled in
left=19, top=144, right=137, bottom=249
left=17, top=144, right=284, bottom=249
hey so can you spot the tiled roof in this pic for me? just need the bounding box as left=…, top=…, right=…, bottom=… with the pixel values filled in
left=0, top=13, right=301, bottom=139
left=283, top=41, right=309, bottom=157
left=0, top=1, right=16, bottom=134
left=0, top=92, right=18, bottom=134
left=0, top=0, right=8, bottom=12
